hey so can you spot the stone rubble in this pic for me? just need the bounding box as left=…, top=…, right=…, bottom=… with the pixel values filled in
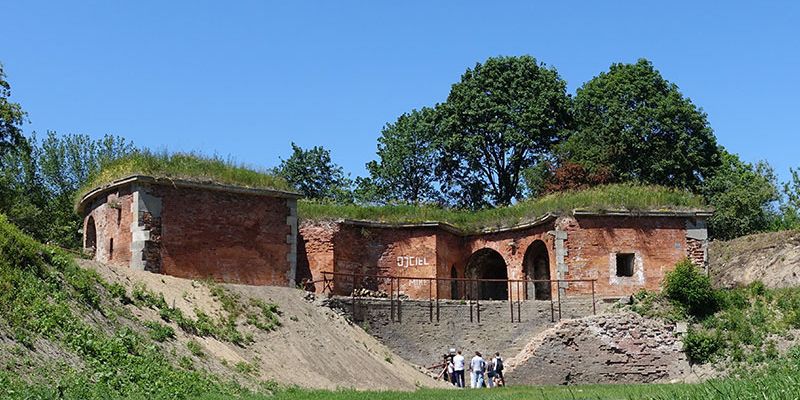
left=506, top=312, right=690, bottom=385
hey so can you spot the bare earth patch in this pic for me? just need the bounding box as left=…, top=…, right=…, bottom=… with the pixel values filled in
left=709, top=230, right=800, bottom=289
left=80, top=259, right=445, bottom=391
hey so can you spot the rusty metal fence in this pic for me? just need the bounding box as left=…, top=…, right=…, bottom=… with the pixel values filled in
left=314, top=271, right=597, bottom=323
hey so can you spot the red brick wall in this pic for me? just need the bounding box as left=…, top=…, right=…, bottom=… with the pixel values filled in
left=562, top=216, right=688, bottom=296
left=332, top=224, right=441, bottom=298
left=83, top=188, right=134, bottom=266
left=155, top=186, right=292, bottom=286
left=297, top=220, right=338, bottom=291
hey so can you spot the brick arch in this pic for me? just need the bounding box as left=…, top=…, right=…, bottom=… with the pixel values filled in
left=523, top=239, right=551, bottom=300
left=465, top=248, right=508, bottom=300
left=84, top=216, right=97, bottom=256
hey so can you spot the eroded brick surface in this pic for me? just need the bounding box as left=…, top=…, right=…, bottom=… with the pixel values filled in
left=83, top=188, right=134, bottom=266
left=155, top=185, right=292, bottom=286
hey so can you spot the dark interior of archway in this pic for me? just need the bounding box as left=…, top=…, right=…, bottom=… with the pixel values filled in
left=466, top=249, right=508, bottom=300
left=85, top=216, right=97, bottom=254
left=450, top=265, right=459, bottom=299
left=523, top=240, right=551, bottom=300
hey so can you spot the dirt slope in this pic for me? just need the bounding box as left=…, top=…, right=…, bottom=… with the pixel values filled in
left=81, top=260, right=443, bottom=391
left=709, top=230, right=800, bottom=289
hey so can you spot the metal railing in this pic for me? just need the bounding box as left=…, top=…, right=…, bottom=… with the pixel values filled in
left=316, top=271, right=597, bottom=323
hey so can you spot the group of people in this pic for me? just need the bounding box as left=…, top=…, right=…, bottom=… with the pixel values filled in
left=441, top=350, right=505, bottom=388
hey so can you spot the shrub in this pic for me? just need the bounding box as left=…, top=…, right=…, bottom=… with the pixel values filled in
left=684, top=328, right=722, bottom=364
left=143, top=320, right=175, bottom=342
left=663, top=259, right=718, bottom=319
left=187, top=340, right=205, bottom=358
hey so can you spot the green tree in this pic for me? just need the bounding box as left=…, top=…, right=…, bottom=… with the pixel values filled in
left=777, top=168, right=800, bottom=229
left=0, top=138, right=48, bottom=239
left=563, top=58, right=720, bottom=191
left=37, top=131, right=136, bottom=247
left=359, top=108, right=440, bottom=204
left=278, top=143, right=352, bottom=202
left=436, top=55, right=572, bottom=207
left=0, top=63, right=26, bottom=156
left=1, top=131, right=135, bottom=248
left=701, top=150, right=779, bottom=240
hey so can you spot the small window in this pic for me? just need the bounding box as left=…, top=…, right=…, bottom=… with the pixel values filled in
left=117, top=208, right=122, bottom=226
left=616, top=253, right=634, bottom=277
left=109, top=238, right=114, bottom=260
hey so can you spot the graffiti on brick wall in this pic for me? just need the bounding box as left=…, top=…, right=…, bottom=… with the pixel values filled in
left=397, top=256, right=431, bottom=268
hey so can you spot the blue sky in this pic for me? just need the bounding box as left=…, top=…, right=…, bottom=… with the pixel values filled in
left=2, top=1, right=799, bottom=181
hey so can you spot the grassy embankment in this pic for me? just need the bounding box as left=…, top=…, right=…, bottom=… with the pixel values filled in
left=0, top=213, right=280, bottom=399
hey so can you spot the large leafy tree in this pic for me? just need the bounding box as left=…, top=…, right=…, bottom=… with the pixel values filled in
left=278, top=143, right=353, bottom=202
left=1, top=131, right=135, bottom=247
left=562, top=59, right=720, bottom=191
left=436, top=55, right=572, bottom=207
left=0, top=63, right=26, bottom=156
left=358, top=108, right=440, bottom=205
left=702, top=150, right=779, bottom=240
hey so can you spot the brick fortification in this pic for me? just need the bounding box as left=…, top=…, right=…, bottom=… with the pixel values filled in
left=298, top=211, right=710, bottom=299
left=80, top=175, right=709, bottom=299
left=79, top=176, right=299, bottom=286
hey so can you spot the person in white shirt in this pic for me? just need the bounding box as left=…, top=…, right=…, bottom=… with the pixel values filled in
left=469, top=351, right=486, bottom=388
left=446, top=358, right=455, bottom=385
left=452, top=350, right=465, bottom=388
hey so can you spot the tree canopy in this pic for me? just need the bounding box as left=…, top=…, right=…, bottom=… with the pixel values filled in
left=436, top=55, right=572, bottom=207
left=561, top=59, right=720, bottom=191
left=0, top=64, right=26, bottom=156
left=357, top=108, right=440, bottom=205
left=701, top=150, right=779, bottom=240
left=278, top=143, right=352, bottom=203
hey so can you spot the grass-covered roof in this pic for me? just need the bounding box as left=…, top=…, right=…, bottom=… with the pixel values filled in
left=77, top=152, right=295, bottom=207
left=299, top=184, right=709, bottom=233
left=79, top=153, right=708, bottom=233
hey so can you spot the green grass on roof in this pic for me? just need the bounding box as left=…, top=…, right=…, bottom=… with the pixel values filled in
left=298, top=184, right=707, bottom=233
left=77, top=151, right=293, bottom=206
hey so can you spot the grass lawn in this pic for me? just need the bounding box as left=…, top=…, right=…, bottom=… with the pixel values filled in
left=260, top=384, right=693, bottom=400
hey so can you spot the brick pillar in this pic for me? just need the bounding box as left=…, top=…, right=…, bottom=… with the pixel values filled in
left=130, top=184, right=162, bottom=272
left=286, top=198, right=298, bottom=286
left=685, top=219, right=709, bottom=272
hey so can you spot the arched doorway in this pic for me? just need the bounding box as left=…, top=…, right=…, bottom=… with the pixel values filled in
left=450, top=265, right=459, bottom=299
left=523, top=240, right=551, bottom=300
left=465, top=248, right=508, bottom=300
left=85, top=216, right=97, bottom=256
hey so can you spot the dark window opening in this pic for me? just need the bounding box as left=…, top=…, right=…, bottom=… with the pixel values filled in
left=616, top=253, right=634, bottom=277
left=117, top=208, right=122, bottom=226
left=109, top=238, right=114, bottom=261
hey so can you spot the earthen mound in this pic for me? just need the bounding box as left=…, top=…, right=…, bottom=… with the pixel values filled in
left=709, top=230, right=800, bottom=289
left=505, top=313, right=689, bottom=385
left=81, top=259, right=443, bottom=391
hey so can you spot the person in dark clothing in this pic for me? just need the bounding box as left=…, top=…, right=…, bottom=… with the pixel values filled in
left=492, top=352, right=505, bottom=386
